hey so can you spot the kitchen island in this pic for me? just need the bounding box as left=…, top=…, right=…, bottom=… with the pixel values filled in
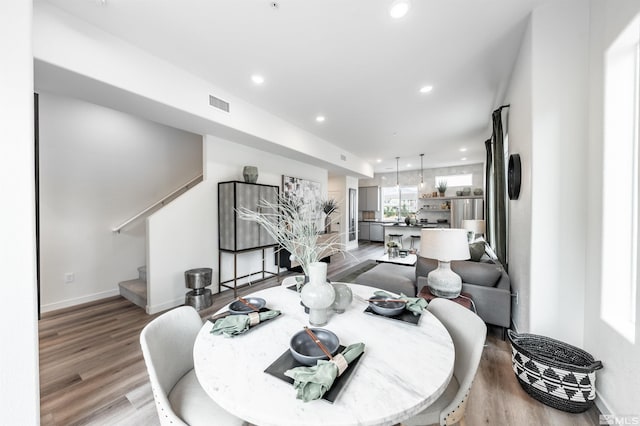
left=383, top=222, right=450, bottom=249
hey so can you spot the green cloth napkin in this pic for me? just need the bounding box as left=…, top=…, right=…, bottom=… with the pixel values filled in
left=210, top=310, right=281, bottom=337
left=373, top=291, right=427, bottom=316
left=284, top=342, right=365, bottom=402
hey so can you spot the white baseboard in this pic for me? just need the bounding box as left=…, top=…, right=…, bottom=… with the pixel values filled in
left=147, top=297, right=183, bottom=315
left=595, top=393, right=613, bottom=415
left=41, top=289, right=119, bottom=313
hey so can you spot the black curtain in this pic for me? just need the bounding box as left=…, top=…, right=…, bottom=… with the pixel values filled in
left=486, top=106, right=508, bottom=266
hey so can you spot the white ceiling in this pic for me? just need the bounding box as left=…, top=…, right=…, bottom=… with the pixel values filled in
left=39, top=0, right=544, bottom=174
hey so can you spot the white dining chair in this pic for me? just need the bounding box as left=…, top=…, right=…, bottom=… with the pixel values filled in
left=140, top=306, right=245, bottom=426
left=403, top=298, right=487, bottom=426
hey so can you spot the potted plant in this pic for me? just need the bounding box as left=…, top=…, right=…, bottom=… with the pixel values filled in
left=321, top=199, right=338, bottom=233
left=437, top=180, right=448, bottom=197
left=386, top=240, right=401, bottom=258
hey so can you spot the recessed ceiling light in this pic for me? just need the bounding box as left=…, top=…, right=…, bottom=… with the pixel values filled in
left=459, top=147, right=467, bottom=152
left=461, top=157, right=467, bottom=161
left=251, top=74, right=264, bottom=85
left=419, top=85, right=433, bottom=94
left=376, top=159, right=382, bottom=163
left=316, top=116, right=326, bottom=123
left=406, top=163, right=411, bottom=167
left=389, top=0, right=411, bottom=19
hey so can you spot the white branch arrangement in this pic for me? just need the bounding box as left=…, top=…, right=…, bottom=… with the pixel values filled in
left=237, top=193, right=345, bottom=276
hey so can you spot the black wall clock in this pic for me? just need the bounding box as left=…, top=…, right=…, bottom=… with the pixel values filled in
left=508, top=154, right=521, bottom=200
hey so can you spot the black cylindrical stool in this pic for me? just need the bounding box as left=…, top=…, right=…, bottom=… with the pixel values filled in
left=410, top=235, right=421, bottom=250
left=185, top=268, right=213, bottom=311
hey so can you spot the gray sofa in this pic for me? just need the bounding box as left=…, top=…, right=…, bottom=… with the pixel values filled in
left=354, top=256, right=511, bottom=332
left=415, top=256, right=511, bottom=330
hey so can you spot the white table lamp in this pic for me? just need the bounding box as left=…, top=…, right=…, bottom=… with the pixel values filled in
left=420, top=229, right=470, bottom=298
left=461, top=219, right=486, bottom=241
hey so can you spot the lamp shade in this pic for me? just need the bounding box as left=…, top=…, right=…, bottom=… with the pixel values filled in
left=461, top=219, right=486, bottom=235
left=420, top=229, right=470, bottom=261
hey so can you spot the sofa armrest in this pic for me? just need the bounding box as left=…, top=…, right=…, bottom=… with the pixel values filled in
left=417, top=272, right=511, bottom=328
left=461, top=283, right=511, bottom=328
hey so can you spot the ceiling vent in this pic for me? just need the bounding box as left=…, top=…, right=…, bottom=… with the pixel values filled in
left=209, top=95, right=230, bottom=113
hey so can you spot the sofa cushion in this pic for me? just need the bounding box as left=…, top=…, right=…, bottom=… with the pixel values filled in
left=355, top=263, right=416, bottom=296
left=416, top=257, right=502, bottom=288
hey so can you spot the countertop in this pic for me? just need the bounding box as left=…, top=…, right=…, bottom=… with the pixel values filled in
left=384, top=223, right=447, bottom=228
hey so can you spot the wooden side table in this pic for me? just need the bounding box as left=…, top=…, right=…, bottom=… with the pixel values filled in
left=418, top=286, right=476, bottom=313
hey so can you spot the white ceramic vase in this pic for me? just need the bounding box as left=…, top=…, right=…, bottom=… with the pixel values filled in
left=300, top=262, right=335, bottom=326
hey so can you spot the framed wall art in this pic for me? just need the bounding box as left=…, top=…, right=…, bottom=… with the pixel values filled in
left=282, top=175, right=322, bottom=215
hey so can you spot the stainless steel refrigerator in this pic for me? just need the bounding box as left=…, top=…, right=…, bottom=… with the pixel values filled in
left=450, top=197, right=484, bottom=229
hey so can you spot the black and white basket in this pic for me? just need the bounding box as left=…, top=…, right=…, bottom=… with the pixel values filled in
left=508, top=330, right=603, bottom=413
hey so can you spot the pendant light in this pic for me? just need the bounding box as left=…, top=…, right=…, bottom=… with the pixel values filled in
left=396, top=156, right=400, bottom=222
left=420, top=153, right=424, bottom=188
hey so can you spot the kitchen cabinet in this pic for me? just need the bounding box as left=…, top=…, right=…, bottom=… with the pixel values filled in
left=370, top=223, right=384, bottom=242
left=358, top=222, right=370, bottom=240
left=359, top=186, right=380, bottom=211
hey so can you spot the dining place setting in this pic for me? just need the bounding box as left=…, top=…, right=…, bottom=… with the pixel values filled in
left=206, top=293, right=368, bottom=403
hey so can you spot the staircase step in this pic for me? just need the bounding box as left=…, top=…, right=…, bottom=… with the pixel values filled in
left=119, top=279, right=147, bottom=309
left=137, top=265, right=147, bottom=282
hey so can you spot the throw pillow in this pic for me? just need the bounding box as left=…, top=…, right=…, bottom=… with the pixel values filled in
left=451, top=261, right=502, bottom=287
left=468, top=241, right=485, bottom=262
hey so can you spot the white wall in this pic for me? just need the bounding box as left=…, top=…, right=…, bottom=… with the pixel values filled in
left=328, top=175, right=360, bottom=250
left=38, top=93, right=202, bottom=311
left=146, top=135, right=329, bottom=313
left=0, top=0, right=40, bottom=422
left=584, top=0, right=640, bottom=414
left=506, top=0, right=640, bottom=413
left=505, top=1, right=589, bottom=346
left=505, top=19, right=533, bottom=332
left=528, top=0, right=589, bottom=346
left=32, top=2, right=373, bottom=179
left=359, top=163, right=484, bottom=196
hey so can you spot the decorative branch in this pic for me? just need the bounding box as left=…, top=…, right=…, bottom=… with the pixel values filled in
left=237, top=193, right=345, bottom=276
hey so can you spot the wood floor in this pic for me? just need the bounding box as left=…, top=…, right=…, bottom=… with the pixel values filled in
left=39, top=242, right=600, bottom=425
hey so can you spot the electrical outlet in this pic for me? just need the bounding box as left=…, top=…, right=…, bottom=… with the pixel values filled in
left=64, top=272, right=75, bottom=284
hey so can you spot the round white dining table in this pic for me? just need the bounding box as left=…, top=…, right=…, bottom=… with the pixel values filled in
left=193, top=283, right=454, bottom=426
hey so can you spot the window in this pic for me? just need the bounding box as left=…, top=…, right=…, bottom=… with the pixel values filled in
left=601, top=15, right=639, bottom=343
left=381, top=186, right=418, bottom=221
left=435, top=174, right=472, bottom=187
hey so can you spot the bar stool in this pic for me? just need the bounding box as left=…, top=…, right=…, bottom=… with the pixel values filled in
left=410, top=235, right=421, bottom=250
left=388, top=234, right=403, bottom=246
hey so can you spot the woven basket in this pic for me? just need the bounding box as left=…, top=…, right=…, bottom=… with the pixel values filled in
left=508, top=330, right=603, bottom=413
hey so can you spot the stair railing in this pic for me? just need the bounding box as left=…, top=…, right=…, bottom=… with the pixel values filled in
left=112, top=173, right=204, bottom=233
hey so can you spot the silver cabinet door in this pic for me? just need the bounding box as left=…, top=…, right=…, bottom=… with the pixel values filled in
left=234, top=182, right=260, bottom=251
left=258, top=185, right=278, bottom=247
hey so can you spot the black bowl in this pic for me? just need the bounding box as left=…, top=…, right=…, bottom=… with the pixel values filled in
left=227, top=297, right=266, bottom=315
left=368, top=295, right=405, bottom=316
left=289, top=328, right=340, bottom=366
